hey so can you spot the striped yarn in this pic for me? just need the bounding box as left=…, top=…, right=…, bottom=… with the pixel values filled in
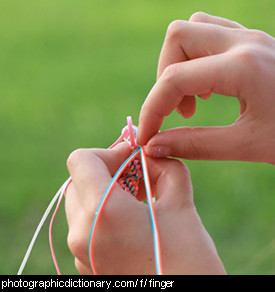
left=118, top=158, right=142, bottom=196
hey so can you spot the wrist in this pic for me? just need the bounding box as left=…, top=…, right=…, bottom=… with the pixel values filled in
left=158, top=208, right=226, bottom=275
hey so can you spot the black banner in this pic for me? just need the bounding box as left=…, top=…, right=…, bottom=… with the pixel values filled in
left=0, top=275, right=231, bottom=291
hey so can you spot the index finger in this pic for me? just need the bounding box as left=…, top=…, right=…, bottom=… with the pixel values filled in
left=137, top=51, right=241, bottom=146
left=137, top=19, right=247, bottom=146
left=66, top=142, right=131, bottom=205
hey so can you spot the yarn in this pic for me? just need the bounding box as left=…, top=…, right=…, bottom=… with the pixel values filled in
left=118, top=159, right=142, bottom=196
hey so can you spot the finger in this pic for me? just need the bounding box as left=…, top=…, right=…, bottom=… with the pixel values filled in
left=67, top=216, right=91, bottom=269
left=176, top=93, right=209, bottom=119
left=65, top=182, right=83, bottom=227
left=138, top=52, right=241, bottom=146
left=66, top=142, right=131, bottom=204
left=75, top=258, right=92, bottom=275
left=189, top=12, right=246, bottom=29
left=65, top=183, right=92, bottom=268
left=144, top=123, right=248, bottom=162
left=199, top=92, right=212, bottom=100
left=145, top=157, right=193, bottom=207
left=157, top=20, right=239, bottom=79
left=176, top=95, right=196, bottom=119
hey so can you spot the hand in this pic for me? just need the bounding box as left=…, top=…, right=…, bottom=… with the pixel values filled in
left=137, top=12, right=275, bottom=165
left=65, top=142, right=226, bottom=275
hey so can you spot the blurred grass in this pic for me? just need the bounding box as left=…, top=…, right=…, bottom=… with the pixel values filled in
left=0, top=0, right=274, bottom=275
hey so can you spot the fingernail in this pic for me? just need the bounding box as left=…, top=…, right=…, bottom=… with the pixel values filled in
left=145, top=146, right=171, bottom=158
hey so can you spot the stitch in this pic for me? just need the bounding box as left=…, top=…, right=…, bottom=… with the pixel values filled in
left=118, top=158, right=142, bottom=197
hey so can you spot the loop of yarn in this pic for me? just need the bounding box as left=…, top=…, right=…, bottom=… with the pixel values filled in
left=118, top=158, right=142, bottom=196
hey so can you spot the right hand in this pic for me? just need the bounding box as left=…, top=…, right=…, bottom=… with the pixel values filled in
left=137, top=12, right=275, bottom=165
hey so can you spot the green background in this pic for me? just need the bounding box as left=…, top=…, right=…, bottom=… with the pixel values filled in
left=0, top=0, right=274, bottom=275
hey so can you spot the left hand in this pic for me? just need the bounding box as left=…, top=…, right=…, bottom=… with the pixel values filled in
left=65, top=142, right=226, bottom=275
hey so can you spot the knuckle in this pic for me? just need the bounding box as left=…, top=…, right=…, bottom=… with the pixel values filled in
left=189, top=11, right=208, bottom=22
left=67, top=231, right=87, bottom=259
left=67, top=148, right=87, bottom=169
left=231, top=29, right=273, bottom=71
left=161, top=63, right=183, bottom=97
left=162, top=63, right=180, bottom=81
left=166, top=20, right=185, bottom=40
left=231, top=45, right=263, bottom=74
left=67, top=233, right=80, bottom=256
left=74, top=259, right=89, bottom=275
left=161, top=63, right=183, bottom=96
left=231, top=43, right=263, bottom=76
left=249, top=29, right=271, bottom=44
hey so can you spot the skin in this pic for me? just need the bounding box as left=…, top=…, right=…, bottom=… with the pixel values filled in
left=64, top=12, right=275, bottom=274
left=137, top=12, right=275, bottom=165
left=65, top=142, right=226, bottom=275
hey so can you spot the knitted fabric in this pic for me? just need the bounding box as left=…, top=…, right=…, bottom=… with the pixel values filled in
left=118, top=158, right=142, bottom=196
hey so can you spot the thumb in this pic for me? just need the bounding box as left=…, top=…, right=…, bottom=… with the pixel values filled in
left=144, top=124, right=247, bottom=161
left=144, top=156, right=194, bottom=207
